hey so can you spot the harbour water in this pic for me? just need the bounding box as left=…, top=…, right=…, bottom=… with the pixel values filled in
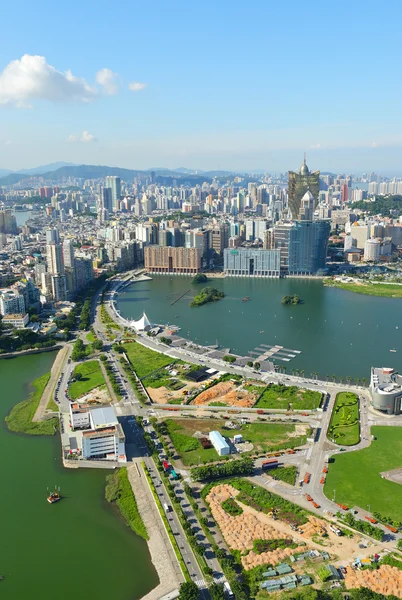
left=117, top=276, right=402, bottom=379
left=0, top=352, right=158, bottom=600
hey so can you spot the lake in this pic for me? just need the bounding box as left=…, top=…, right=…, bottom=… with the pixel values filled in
left=117, top=276, right=402, bottom=380
left=0, top=352, right=158, bottom=600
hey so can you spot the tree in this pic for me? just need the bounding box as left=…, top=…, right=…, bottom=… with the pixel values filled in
left=74, top=372, right=83, bottom=381
left=223, top=355, right=236, bottom=363
left=178, top=581, right=199, bottom=600
left=247, top=361, right=253, bottom=368
left=209, top=584, right=225, bottom=600
left=254, top=362, right=260, bottom=370
left=160, top=336, right=173, bottom=346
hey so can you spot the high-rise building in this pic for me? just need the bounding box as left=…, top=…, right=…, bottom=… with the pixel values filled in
left=364, top=238, right=381, bottom=262
left=288, top=156, right=320, bottom=219
left=0, top=289, right=26, bottom=315
left=46, top=243, right=64, bottom=275
left=273, top=220, right=330, bottom=275
left=51, top=275, right=67, bottom=301
left=105, top=176, right=121, bottom=211
left=100, top=187, right=113, bottom=214
left=63, top=240, right=75, bottom=269
left=0, top=210, right=17, bottom=234
left=45, top=228, right=60, bottom=244
left=144, top=247, right=202, bottom=274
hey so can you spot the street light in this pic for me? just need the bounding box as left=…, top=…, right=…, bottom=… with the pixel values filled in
left=332, top=489, right=336, bottom=502
left=367, top=504, right=370, bottom=513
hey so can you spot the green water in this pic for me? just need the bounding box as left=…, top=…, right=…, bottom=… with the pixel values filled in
left=118, top=276, right=402, bottom=379
left=0, top=352, right=158, bottom=600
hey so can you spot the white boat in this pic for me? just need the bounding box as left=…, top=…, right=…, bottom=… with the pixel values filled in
left=390, top=349, right=397, bottom=353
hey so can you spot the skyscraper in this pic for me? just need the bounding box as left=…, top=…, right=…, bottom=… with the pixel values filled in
left=288, top=156, right=320, bottom=220
left=105, top=176, right=121, bottom=211
left=46, top=243, right=64, bottom=275
left=63, top=240, right=75, bottom=269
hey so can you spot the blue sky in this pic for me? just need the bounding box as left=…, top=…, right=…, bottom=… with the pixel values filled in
left=1, top=0, right=402, bottom=173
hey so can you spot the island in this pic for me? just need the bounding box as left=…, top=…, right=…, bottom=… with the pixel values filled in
left=281, top=294, right=302, bottom=305
left=190, top=286, right=225, bottom=307
left=191, top=273, right=208, bottom=284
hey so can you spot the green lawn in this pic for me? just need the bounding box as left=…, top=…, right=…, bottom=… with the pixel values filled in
left=324, top=426, right=402, bottom=520
left=163, top=418, right=305, bottom=466
left=254, top=383, right=322, bottom=410
left=271, top=466, right=297, bottom=486
left=86, top=331, right=96, bottom=343
left=325, top=280, right=402, bottom=298
left=69, top=360, right=107, bottom=399
left=122, top=341, right=173, bottom=379
left=5, top=372, right=59, bottom=435
left=327, top=391, right=360, bottom=446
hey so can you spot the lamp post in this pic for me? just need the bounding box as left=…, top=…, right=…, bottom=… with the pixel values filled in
left=367, top=504, right=370, bottom=514
left=332, top=489, right=336, bottom=502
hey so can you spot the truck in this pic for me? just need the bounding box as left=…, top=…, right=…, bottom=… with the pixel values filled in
left=365, top=516, right=378, bottom=524
left=223, top=582, right=234, bottom=598
left=329, top=525, right=342, bottom=536
left=337, top=503, right=348, bottom=511
left=304, top=473, right=311, bottom=484
left=262, top=459, right=278, bottom=470
left=256, top=410, right=265, bottom=415
left=162, top=461, right=170, bottom=472
left=385, top=524, right=398, bottom=533
left=163, top=503, right=171, bottom=512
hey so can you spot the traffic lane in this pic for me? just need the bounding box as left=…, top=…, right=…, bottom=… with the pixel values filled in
left=146, top=463, right=205, bottom=586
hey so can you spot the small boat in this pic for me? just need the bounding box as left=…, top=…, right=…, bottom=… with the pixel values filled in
left=242, top=296, right=250, bottom=302
left=390, top=349, right=397, bottom=353
left=260, top=330, right=264, bottom=334
left=47, top=487, right=61, bottom=504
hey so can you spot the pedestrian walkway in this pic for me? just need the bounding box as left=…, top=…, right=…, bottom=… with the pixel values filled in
left=33, top=345, right=69, bottom=422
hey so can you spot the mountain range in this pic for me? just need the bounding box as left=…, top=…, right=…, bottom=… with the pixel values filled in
left=0, top=163, right=240, bottom=187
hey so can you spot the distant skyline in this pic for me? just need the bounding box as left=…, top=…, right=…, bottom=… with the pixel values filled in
left=1, top=0, right=402, bottom=173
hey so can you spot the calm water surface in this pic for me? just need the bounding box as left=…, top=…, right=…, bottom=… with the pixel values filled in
left=0, top=352, right=158, bottom=600
left=117, top=276, right=402, bottom=379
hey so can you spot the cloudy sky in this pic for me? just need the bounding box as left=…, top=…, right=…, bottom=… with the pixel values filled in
left=1, top=0, right=402, bottom=173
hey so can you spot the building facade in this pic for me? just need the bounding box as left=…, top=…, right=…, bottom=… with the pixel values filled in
left=144, top=246, right=202, bottom=274
left=224, top=248, right=281, bottom=277
left=288, top=158, right=320, bottom=220
left=370, top=367, right=402, bottom=415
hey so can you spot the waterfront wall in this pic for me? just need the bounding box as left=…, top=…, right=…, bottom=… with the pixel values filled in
left=0, top=345, right=62, bottom=360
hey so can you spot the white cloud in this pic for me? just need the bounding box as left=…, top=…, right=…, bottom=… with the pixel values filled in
left=67, top=130, right=97, bottom=143
left=96, top=68, right=119, bottom=95
left=309, top=143, right=321, bottom=149
left=371, top=142, right=377, bottom=147
left=0, top=54, right=97, bottom=108
left=128, top=81, right=147, bottom=92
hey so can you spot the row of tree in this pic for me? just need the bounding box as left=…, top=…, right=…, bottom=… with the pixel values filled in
left=191, top=457, right=254, bottom=482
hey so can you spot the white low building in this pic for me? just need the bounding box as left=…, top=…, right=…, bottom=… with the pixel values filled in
left=70, top=405, right=126, bottom=462
left=129, top=312, right=151, bottom=332
left=2, top=313, right=29, bottom=328
left=209, top=430, right=230, bottom=456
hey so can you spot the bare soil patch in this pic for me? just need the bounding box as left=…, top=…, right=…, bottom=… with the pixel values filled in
left=147, top=381, right=200, bottom=404
left=345, top=565, right=402, bottom=598
left=192, top=381, right=258, bottom=407
left=206, top=483, right=386, bottom=570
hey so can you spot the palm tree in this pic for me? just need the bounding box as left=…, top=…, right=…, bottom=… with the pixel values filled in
left=332, top=374, right=337, bottom=383
left=362, top=377, right=367, bottom=387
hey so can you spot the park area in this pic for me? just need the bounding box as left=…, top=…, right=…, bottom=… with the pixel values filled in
left=254, top=383, right=322, bottom=411
left=121, top=340, right=173, bottom=379
left=324, top=426, right=402, bottom=521
left=68, top=360, right=107, bottom=400
left=327, top=391, right=360, bottom=446
left=162, top=418, right=308, bottom=466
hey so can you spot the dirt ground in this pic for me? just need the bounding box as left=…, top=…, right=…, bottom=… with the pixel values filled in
left=192, top=381, right=258, bottom=407
left=147, top=381, right=200, bottom=404
left=76, top=386, right=110, bottom=405
left=345, top=565, right=402, bottom=598
left=206, top=484, right=386, bottom=571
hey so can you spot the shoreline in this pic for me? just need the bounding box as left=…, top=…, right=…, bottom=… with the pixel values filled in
left=324, top=278, right=402, bottom=298
left=0, top=345, right=62, bottom=360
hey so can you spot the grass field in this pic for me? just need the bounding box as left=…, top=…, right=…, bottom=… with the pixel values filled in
left=324, top=426, right=402, bottom=520
left=325, top=280, right=402, bottom=298
left=164, top=418, right=303, bottom=466
left=122, top=341, right=173, bottom=379
left=254, top=383, right=322, bottom=410
left=6, top=372, right=59, bottom=435
left=69, top=360, right=107, bottom=399
left=327, top=391, right=360, bottom=446
left=271, top=465, right=297, bottom=486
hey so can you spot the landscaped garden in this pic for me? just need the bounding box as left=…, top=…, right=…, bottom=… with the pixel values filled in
left=327, top=391, right=360, bottom=446
left=254, top=383, right=322, bottom=410
left=121, top=340, right=173, bottom=379
left=69, top=360, right=107, bottom=399
left=324, top=426, right=402, bottom=521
